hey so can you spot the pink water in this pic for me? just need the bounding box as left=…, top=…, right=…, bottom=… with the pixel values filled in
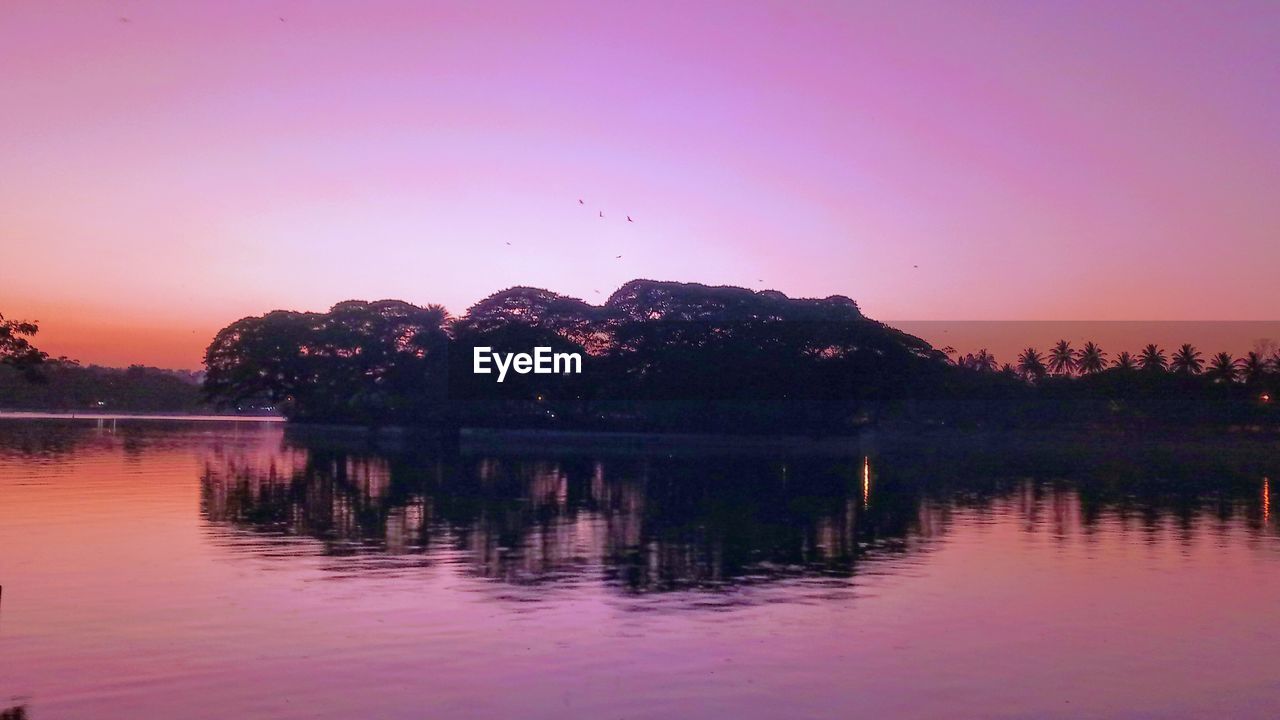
left=1, top=420, right=1278, bottom=719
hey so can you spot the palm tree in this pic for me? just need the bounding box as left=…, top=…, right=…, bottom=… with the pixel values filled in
left=1048, top=340, right=1075, bottom=376
left=1112, top=351, right=1137, bottom=371
left=1240, top=351, right=1269, bottom=384
left=1169, top=343, right=1204, bottom=375
left=958, top=348, right=998, bottom=373
left=1207, top=352, right=1239, bottom=383
left=1138, top=344, right=1167, bottom=372
left=1017, top=347, right=1047, bottom=381
left=1075, top=341, right=1107, bottom=375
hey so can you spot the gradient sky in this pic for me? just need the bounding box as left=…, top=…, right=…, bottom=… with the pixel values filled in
left=2, top=0, right=1278, bottom=368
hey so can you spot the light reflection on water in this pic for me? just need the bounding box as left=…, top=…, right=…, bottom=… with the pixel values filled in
left=1, top=420, right=1279, bottom=719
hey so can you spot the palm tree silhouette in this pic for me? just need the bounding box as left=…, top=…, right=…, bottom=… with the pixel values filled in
left=1048, top=340, right=1075, bottom=376
left=1170, top=343, right=1204, bottom=375
left=959, top=348, right=998, bottom=372
left=1240, top=351, right=1269, bottom=384
left=1138, top=344, right=1167, bottom=372
left=1016, top=347, right=1047, bottom=381
left=1207, top=352, right=1239, bottom=383
left=1112, top=351, right=1137, bottom=371
left=1075, top=341, right=1107, bottom=375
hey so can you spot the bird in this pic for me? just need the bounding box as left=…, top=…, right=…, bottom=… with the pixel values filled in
left=593, top=289, right=601, bottom=294
left=599, top=211, right=604, bottom=218
left=505, top=241, right=511, bottom=246
left=913, top=264, right=918, bottom=268
left=615, top=255, right=622, bottom=259
left=118, top=16, right=130, bottom=23
left=578, top=199, right=584, bottom=205
left=627, top=215, right=633, bottom=222
left=279, top=16, right=286, bottom=22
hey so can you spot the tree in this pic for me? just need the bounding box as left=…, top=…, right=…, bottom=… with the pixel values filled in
left=957, top=349, right=998, bottom=372
left=1206, top=352, right=1239, bottom=383
left=1075, top=341, right=1106, bottom=375
left=1048, top=340, right=1075, bottom=376
left=0, top=313, right=48, bottom=378
left=1240, top=352, right=1269, bottom=384
left=203, top=301, right=450, bottom=423
left=1170, top=343, right=1204, bottom=375
left=1112, top=351, right=1137, bottom=371
left=1016, top=347, right=1047, bottom=381
left=1138, top=344, right=1167, bottom=372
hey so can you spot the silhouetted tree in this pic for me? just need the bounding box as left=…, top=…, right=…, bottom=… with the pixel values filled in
left=1017, top=347, right=1047, bottom=381
left=204, top=300, right=450, bottom=423
left=202, top=280, right=949, bottom=432
left=1207, top=352, right=1239, bottom=383
left=0, top=361, right=204, bottom=412
left=1048, top=340, right=1075, bottom=376
left=1075, top=341, right=1106, bottom=375
left=0, top=312, right=47, bottom=378
left=1170, top=343, right=1204, bottom=375
left=1237, top=351, right=1270, bottom=385
left=958, top=348, right=998, bottom=372
left=1138, top=344, right=1168, bottom=372
left=199, top=280, right=1279, bottom=431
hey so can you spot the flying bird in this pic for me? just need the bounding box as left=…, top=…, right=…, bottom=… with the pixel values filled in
left=599, top=211, right=604, bottom=218
left=578, top=199, right=584, bottom=205
left=615, top=255, right=622, bottom=259
left=118, top=16, right=130, bottom=23
left=505, top=242, right=512, bottom=246
left=627, top=215, right=633, bottom=222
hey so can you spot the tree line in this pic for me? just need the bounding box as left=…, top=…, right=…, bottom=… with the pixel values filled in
left=6, top=290, right=1276, bottom=429
left=202, top=279, right=947, bottom=431
left=954, top=339, right=1280, bottom=386
left=201, top=280, right=1278, bottom=432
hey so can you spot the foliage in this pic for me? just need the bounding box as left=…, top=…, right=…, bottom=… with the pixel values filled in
left=0, top=362, right=207, bottom=412
left=0, top=313, right=48, bottom=379
left=199, top=281, right=1280, bottom=432
left=203, top=300, right=450, bottom=425
left=203, top=280, right=948, bottom=432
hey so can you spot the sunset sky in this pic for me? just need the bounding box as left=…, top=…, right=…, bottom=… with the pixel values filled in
left=3, top=0, right=1278, bottom=368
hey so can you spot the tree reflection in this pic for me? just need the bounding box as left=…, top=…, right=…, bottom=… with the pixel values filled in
left=200, top=438, right=939, bottom=593
left=197, top=431, right=1280, bottom=595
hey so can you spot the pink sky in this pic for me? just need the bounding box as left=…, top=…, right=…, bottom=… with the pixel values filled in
left=2, top=0, right=1278, bottom=368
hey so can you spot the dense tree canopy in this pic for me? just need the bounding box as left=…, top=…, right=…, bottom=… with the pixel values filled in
left=204, top=300, right=450, bottom=424
left=201, top=280, right=1280, bottom=432
left=0, top=362, right=206, bottom=412
left=203, top=280, right=949, bottom=431
left=0, top=313, right=48, bottom=379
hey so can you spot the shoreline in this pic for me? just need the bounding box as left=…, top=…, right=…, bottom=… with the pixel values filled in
left=0, top=410, right=284, bottom=422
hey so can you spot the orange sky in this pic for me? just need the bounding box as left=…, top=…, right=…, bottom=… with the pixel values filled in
left=3, top=1, right=1278, bottom=369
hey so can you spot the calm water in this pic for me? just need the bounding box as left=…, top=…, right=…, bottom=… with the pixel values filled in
left=2, top=420, right=1279, bottom=719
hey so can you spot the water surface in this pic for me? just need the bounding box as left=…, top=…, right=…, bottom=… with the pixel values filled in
left=2, top=420, right=1278, bottom=719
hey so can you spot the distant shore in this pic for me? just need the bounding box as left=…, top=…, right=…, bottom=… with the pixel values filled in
left=0, top=410, right=283, bottom=422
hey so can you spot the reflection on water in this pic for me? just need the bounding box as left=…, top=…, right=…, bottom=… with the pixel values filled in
left=2, top=420, right=1280, bottom=719
left=201, top=445, right=898, bottom=595
left=194, top=428, right=1279, bottom=596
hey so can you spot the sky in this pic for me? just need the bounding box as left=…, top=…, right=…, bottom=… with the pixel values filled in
left=2, top=0, right=1278, bottom=368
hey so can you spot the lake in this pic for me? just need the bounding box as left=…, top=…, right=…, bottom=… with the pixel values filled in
left=1, top=419, right=1278, bottom=719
